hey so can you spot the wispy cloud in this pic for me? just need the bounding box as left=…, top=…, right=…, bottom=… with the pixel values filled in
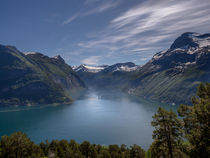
left=63, top=0, right=120, bottom=25
left=76, top=0, right=210, bottom=64
left=84, top=0, right=121, bottom=16
left=81, top=56, right=101, bottom=65
left=63, top=12, right=80, bottom=25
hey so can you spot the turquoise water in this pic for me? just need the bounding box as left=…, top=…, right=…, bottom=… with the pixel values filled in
left=0, top=91, right=176, bottom=149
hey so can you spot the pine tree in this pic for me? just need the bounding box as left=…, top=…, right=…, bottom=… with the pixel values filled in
left=178, top=83, right=210, bottom=158
left=0, top=132, right=44, bottom=158
left=151, top=107, right=183, bottom=158
left=130, top=144, right=145, bottom=158
left=80, top=141, right=91, bottom=158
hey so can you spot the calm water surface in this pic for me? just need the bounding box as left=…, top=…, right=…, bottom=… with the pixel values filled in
left=0, top=90, right=176, bottom=149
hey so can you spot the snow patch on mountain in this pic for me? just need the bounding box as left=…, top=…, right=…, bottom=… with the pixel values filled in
left=24, top=52, right=38, bottom=55
left=73, top=64, right=108, bottom=73
left=170, top=32, right=210, bottom=50
left=73, top=62, right=139, bottom=73
left=102, top=62, right=139, bottom=73
left=52, top=55, right=61, bottom=60
left=189, top=32, right=210, bottom=47
left=152, top=50, right=167, bottom=60
left=112, top=65, right=138, bottom=72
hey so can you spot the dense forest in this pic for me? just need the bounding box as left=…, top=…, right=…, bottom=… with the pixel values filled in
left=0, top=83, right=209, bottom=158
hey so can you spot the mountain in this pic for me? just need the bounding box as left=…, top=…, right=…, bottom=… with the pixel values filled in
left=1, top=32, right=209, bottom=105
left=128, top=32, right=210, bottom=104
left=101, top=62, right=139, bottom=73
left=0, top=44, right=86, bottom=106
left=170, top=32, right=210, bottom=49
left=74, top=62, right=139, bottom=89
left=75, top=32, right=210, bottom=104
left=73, top=64, right=108, bottom=73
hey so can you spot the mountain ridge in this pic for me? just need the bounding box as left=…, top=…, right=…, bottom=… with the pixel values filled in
left=1, top=32, right=209, bottom=105
left=75, top=32, right=210, bottom=104
left=0, top=45, right=86, bottom=106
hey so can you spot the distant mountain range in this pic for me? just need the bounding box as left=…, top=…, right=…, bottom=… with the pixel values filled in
left=72, top=62, right=139, bottom=90
left=73, top=64, right=109, bottom=73
left=73, top=62, right=140, bottom=73
left=1, top=32, right=209, bottom=106
left=0, top=45, right=86, bottom=106
left=75, top=32, right=210, bottom=104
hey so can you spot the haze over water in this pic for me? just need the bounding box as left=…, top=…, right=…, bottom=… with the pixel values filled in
left=0, top=90, right=176, bottom=149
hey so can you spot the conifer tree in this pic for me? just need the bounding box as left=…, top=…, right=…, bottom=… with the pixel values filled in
left=178, top=83, right=210, bottom=158
left=0, top=132, right=43, bottom=158
left=151, top=107, right=183, bottom=158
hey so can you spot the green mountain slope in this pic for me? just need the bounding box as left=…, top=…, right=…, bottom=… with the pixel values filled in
left=129, top=65, right=209, bottom=104
left=0, top=44, right=86, bottom=106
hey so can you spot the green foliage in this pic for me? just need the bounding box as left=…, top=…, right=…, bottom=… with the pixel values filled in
left=151, top=107, right=184, bottom=158
left=80, top=141, right=91, bottom=158
left=101, top=150, right=111, bottom=158
left=178, top=83, right=210, bottom=158
left=130, top=144, right=145, bottom=158
left=0, top=132, right=145, bottom=158
left=0, top=132, right=44, bottom=158
left=149, top=83, right=210, bottom=158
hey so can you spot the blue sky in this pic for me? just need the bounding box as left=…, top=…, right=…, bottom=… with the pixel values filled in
left=1, top=0, right=210, bottom=66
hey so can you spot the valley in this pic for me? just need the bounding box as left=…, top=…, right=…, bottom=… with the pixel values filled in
left=1, top=0, right=210, bottom=157
left=73, top=32, right=210, bottom=105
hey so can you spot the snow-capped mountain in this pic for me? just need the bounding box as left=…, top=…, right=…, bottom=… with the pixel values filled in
left=145, top=32, right=210, bottom=74
left=129, top=32, right=210, bottom=104
left=73, top=32, right=210, bottom=104
left=102, top=62, right=139, bottom=73
left=170, top=32, right=210, bottom=50
left=73, top=62, right=139, bottom=73
left=73, top=64, right=108, bottom=73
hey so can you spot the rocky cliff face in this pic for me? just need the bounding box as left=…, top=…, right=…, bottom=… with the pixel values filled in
left=0, top=44, right=86, bottom=106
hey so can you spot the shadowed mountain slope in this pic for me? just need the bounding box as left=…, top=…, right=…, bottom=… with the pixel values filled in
left=0, top=45, right=86, bottom=106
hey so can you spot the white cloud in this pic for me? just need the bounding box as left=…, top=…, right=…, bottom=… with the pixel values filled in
left=63, top=12, right=80, bottom=25
left=81, top=56, right=101, bottom=65
left=62, top=0, right=210, bottom=65
left=84, top=0, right=120, bottom=16
left=73, top=0, right=210, bottom=65
left=63, top=0, right=120, bottom=25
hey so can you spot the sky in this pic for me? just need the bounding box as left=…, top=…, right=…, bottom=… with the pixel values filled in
left=0, top=0, right=210, bottom=66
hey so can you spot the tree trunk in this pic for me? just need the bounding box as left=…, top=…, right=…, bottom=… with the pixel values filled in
left=167, top=128, right=173, bottom=158
left=168, top=140, right=173, bottom=158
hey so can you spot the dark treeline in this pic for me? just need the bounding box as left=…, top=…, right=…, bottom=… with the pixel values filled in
left=0, top=83, right=209, bottom=158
